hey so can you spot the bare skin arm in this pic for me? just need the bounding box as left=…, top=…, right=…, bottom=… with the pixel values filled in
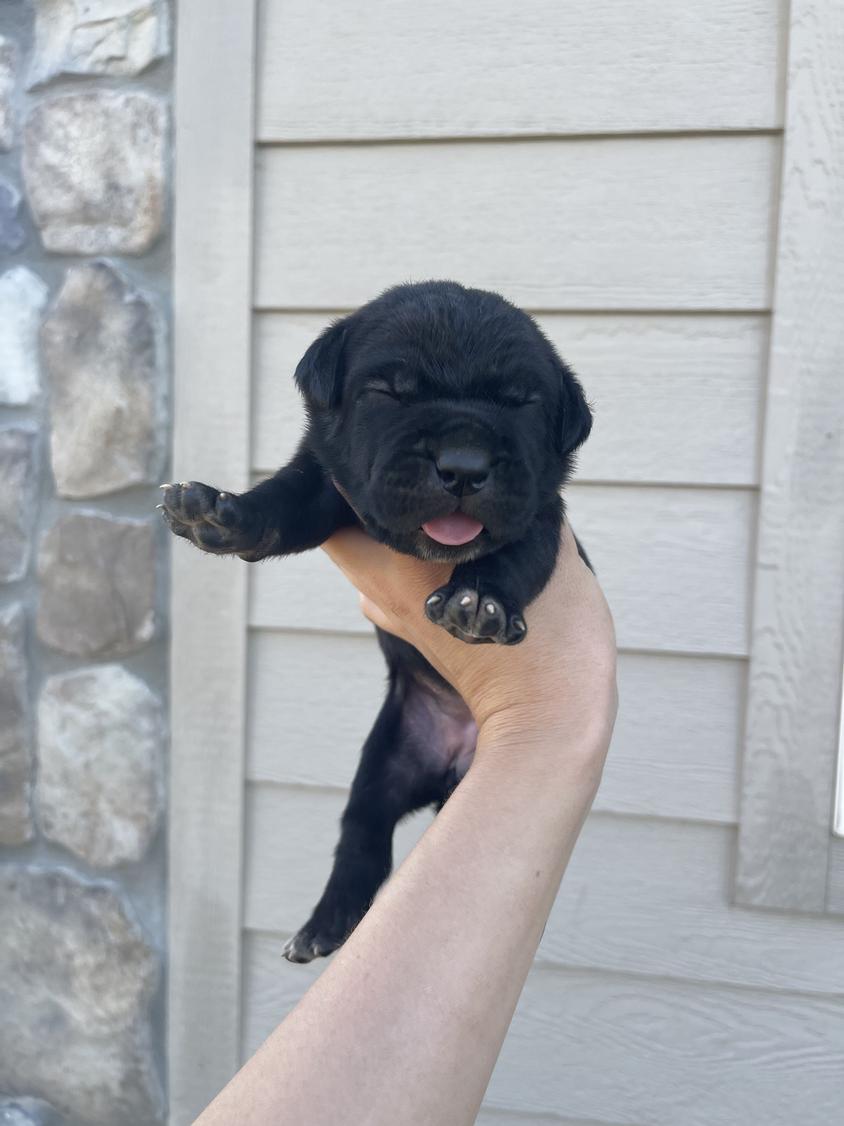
left=195, top=524, right=617, bottom=1126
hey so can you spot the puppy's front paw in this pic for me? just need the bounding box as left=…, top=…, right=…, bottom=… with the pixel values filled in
left=158, top=481, right=265, bottom=559
left=425, top=584, right=527, bottom=645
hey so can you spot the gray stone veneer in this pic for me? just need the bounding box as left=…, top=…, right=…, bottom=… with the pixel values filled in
left=0, top=1, right=170, bottom=1121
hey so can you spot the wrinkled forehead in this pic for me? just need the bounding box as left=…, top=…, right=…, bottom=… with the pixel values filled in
left=345, top=299, right=552, bottom=389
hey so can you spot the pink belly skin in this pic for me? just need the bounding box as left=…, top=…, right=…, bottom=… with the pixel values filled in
left=400, top=678, right=478, bottom=785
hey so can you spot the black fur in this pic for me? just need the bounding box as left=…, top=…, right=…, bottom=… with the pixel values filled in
left=161, top=281, right=592, bottom=961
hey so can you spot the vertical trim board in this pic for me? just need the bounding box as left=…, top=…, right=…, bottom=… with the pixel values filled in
left=169, top=2, right=257, bottom=1122
left=736, top=0, right=844, bottom=911
left=827, top=837, right=844, bottom=916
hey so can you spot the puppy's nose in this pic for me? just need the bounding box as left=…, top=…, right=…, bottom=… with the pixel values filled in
left=435, top=447, right=491, bottom=496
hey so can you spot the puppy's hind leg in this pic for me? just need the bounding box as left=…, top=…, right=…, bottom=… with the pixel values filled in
left=283, top=683, right=442, bottom=964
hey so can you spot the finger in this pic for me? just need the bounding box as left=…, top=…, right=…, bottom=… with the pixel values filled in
left=322, top=527, right=451, bottom=612
left=358, top=593, right=404, bottom=638
left=554, top=523, right=617, bottom=648
left=321, top=526, right=387, bottom=580
left=321, top=529, right=401, bottom=607
left=560, top=520, right=581, bottom=563
left=556, top=522, right=598, bottom=592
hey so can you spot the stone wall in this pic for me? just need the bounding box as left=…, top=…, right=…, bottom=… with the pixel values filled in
left=0, top=3, right=170, bottom=1123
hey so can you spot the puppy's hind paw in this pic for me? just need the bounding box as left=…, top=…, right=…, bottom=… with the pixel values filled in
left=425, top=584, right=527, bottom=646
left=282, top=927, right=344, bottom=964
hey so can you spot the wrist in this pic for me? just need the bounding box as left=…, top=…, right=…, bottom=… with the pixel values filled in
left=475, top=675, right=616, bottom=749
left=474, top=705, right=613, bottom=788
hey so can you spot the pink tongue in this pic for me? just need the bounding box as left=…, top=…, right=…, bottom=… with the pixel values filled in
left=422, top=514, right=484, bottom=546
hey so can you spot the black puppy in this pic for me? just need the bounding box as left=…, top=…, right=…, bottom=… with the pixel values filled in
left=161, top=280, right=591, bottom=962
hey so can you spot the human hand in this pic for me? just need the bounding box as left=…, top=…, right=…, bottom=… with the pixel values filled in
left=322, top=523, right=617, bottom=754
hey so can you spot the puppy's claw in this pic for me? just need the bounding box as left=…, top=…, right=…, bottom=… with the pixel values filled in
left=282, top=929, right=342, bottom=964
left=281, top=934, right=312, bottom=964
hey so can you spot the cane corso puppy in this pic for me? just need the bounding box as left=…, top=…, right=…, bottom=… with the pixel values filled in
left=160, top=280, right=592, bottom=962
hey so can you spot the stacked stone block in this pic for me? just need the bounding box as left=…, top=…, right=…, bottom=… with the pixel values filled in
left=0, top=3, right=170, bottom=1122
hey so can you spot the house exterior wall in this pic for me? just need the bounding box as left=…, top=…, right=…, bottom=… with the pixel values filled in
left=239, top=3, right=844, bottom=1124
left=170, top=2, right=844, bottom=1124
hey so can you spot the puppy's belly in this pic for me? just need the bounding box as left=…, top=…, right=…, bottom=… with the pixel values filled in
left=401, top=679, right=478, bottom=781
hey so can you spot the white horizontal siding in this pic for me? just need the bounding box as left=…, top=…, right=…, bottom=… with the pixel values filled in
left=243, top=790, right=844, bottom=995
left=243, top=784, right=433, bottom=935
left=248, top=484, right=754, bottom=656
left=254, top=136, right=779, bottom=310
left=476, top=1113, right=634, bottom=1126
left=486, top=967, right=844, bottom=1125
left=253, top=312, right=767, bottom=486
left=242, top=936, right=844, bottom=1126
left=569, top=486, right=754, bottom=655
left=257, top=0, right=785, bottom=140
left=247, top=631, right=742, bottom=824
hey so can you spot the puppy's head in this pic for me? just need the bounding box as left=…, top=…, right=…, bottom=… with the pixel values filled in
left=296, top=281, right=591, bottom=562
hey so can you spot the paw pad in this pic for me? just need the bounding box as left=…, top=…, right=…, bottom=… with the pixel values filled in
left=424, top=582, right=527, bottom=646
left=158, top=480, right=262, bottom=557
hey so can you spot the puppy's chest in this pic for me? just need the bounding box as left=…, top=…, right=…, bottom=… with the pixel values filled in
left=401, top=681, right=478, bottom=780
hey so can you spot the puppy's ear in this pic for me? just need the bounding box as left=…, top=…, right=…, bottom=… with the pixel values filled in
left=294, top=319, right=348, bottom=410
left=559, top=363, right=593, bottom=457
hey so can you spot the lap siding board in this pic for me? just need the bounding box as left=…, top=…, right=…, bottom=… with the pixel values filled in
left=243, top=932, right=844, bottom=1126
left=254, top=136, right=779, bottom=311
left=257, top=0, right=785, bottom=140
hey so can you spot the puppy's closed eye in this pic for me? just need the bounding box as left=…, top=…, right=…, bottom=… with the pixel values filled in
left=362, top=382, right=401, bottom=401
left=362, top=374, right=419, bottom=402
left=497, top=390, right=542, bottom=409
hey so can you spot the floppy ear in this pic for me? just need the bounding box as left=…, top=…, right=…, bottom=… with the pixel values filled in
left=559, top=363, right=593, bottom=457
left=293, top=318, right=349, bottom=410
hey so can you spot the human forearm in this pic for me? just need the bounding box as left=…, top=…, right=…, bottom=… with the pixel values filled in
left=195, top=726, right=607, bottom=1126
left=195, top=524, right=616, bottom=1124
